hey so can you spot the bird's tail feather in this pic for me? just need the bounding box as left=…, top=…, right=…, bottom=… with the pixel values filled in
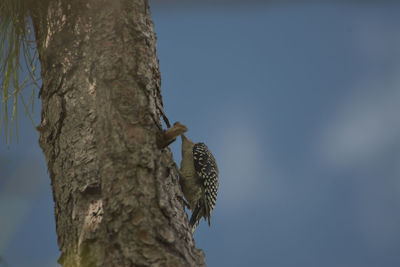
left=189, top=204, right=202, bottom=233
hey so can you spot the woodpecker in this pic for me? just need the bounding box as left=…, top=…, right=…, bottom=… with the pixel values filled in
left=180, top=134, right=219, bottom=233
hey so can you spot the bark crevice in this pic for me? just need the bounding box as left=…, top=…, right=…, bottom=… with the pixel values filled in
left=31, top=0, right=206, bottom=266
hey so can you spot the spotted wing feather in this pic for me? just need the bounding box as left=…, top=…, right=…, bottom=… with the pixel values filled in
left=192, top=142, right=219, bottom=226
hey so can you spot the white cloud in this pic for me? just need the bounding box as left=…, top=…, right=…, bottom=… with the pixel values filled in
left=315, top=76, right=400, bottom=167
left=214, top=115, right=287, bottom=211
left=216, top=124, right=263, bottom=203
left=313, top=80, right=400, bottom=252
left=316, top=17, right=400, bottom=167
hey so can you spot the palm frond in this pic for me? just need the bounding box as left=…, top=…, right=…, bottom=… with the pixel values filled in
left=0, top=0, right=40, bottom=144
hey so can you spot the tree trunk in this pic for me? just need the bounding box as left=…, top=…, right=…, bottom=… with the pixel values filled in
left=30, top=0, right=205, bottom=266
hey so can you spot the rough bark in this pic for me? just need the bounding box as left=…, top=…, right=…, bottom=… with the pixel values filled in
left=30, top=0, right=205, bottom=266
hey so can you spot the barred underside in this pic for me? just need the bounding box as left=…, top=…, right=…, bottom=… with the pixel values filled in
left=192, top=142, right=219, bottom=228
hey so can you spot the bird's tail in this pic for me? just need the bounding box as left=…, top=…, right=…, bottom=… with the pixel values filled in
left=189, top=203, right=202, bottom=233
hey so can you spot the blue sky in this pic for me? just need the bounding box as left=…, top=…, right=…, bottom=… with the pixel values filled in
left=1, top=2, right=400, bottom=267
